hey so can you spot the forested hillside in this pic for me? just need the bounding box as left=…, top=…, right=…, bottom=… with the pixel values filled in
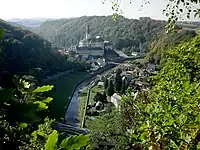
left=0, top=19, right=86, bottom=80
left=34, top=16, right=166, bottom=52
left=146, top=29, right=197, bottom=64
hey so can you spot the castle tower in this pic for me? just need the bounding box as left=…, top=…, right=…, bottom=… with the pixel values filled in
left=85, top=24, right=90, bottom=40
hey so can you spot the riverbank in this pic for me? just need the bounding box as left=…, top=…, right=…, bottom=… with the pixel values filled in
left=46, top=72, right=89, bottom=121
left=41, top=70, right=74, bottom=84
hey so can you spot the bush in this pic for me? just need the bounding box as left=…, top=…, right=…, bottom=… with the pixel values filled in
left=86, top=110, right=99, bottom=116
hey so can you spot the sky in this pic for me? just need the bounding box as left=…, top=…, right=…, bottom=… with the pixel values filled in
left=0, top=0, right=171, bottom=20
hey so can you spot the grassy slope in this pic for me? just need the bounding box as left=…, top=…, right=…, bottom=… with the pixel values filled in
left=47, top=72, right=88, bottom=121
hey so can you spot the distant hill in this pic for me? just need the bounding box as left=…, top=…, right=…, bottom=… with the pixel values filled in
left=7, top=21, right=30, bottom=30
left=6, top=18, right=56, bottom=28
left=177, top=21, right=200, bottom=32
left=33, top=16, right=167, bottom=53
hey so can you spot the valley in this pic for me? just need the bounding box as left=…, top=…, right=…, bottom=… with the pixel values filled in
left=0, top=1, right=199, bottom=148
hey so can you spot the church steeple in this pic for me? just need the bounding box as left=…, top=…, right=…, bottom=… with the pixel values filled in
left=85, top=24, right=90, bottom=40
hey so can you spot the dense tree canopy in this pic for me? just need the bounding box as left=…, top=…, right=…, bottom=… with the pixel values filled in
left=146, top=29, right=197, bottom=65
left=107, top=79, right=115, bottom=97
left=34, top=16, right=166, bottom=51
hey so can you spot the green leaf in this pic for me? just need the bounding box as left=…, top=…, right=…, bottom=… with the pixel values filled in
left=60, top=138, right=69, bottom=148
left=60, top=134, right=90, bottom=150
left=44, top=130, right=58, bottom=150
left=170, top=140, right=179, bottom=149
left=34, top=101, right=48, bottom=110
left=33, top=85, right=54, bottom=93
left=19, top=123, right=28, bottom=128
left=139, top=132, right=148, bottom=141
left=196, top=142, right=200, bottom=149
left=43, top=97, right=53, bottom=103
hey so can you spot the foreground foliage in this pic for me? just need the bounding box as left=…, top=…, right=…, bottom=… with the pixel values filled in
left=122, top=33, right=200, bottom=149
left=44, top=130, right=90, bottom=150
left=0, top=75, right=54, bottom=149
left=0, top=74, right=91, bottom=150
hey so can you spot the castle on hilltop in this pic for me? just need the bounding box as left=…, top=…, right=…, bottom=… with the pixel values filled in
left=75, top=24, right=113, bottom=59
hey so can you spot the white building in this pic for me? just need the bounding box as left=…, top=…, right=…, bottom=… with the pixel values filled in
left=97, top=81, right=104, bottom=87
left=111, top=93, right=122, bottom=110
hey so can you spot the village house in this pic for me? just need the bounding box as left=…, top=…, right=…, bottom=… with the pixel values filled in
left=97, top=81, right=104, bottom=87
left=91, top=62, right=100, bottom=71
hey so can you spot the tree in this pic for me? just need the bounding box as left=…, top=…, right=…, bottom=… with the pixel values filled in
left=93, top=92, right=104, bottom=103
left=146, top=30, right=197, bottom=65
left=102, top=91, right=107, bottom=102
left=121, top=78, right=126, bottom=94
left=107, top=80, right=115, bottom=97
left=114, top=69, right=122, bottom=92
left=103, top=78, right=108, bottom=91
